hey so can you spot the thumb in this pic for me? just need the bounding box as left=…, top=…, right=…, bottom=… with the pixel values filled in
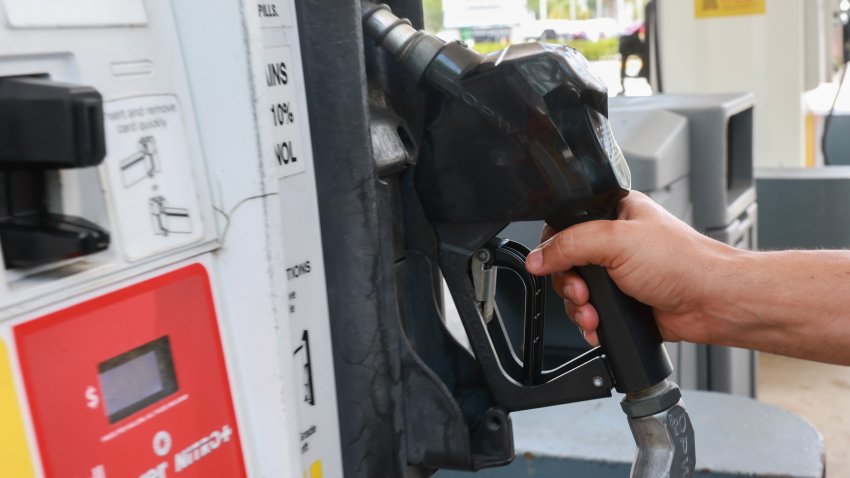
left=525, top=219, right=621, bottom=275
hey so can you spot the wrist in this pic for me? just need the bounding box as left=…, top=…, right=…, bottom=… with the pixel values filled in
left=691, top=244, right=758, bottom=345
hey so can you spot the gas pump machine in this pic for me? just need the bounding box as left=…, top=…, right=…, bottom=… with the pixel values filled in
left=0, top=0, right=343, bottom=477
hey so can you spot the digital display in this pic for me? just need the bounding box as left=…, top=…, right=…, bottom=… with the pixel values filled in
left=98, top=336, right=178, bottom=423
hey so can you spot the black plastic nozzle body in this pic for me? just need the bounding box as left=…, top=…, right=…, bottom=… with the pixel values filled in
left=417, top=41, right=673, bottom=394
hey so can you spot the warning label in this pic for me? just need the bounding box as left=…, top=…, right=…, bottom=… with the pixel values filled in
left=103, top=95, right=204, bottom=261
left=695, top=0, right=765, bottom=18
left=263, top=46, right=306, bottom=178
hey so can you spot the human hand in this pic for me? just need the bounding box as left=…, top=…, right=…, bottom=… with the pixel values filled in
left=525, top=191, right=738, bottom=346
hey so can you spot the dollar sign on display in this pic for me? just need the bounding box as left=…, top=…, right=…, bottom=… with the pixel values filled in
left=85, top=386, right=100, bottom=409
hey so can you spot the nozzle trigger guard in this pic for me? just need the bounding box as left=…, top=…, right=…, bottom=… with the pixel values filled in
left=437, top=226, right=615, bottom=412
left=480, top=239, right=546, bottom=386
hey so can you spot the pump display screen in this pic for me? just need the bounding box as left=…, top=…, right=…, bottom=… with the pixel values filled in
left=98, top=336, right=178, bottom=423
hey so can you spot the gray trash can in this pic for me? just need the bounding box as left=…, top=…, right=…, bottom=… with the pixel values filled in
left=610, top=93, right=759, bottom=398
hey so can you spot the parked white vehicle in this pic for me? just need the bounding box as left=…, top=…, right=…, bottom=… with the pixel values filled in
left=514, top=18, right=622, bottom=42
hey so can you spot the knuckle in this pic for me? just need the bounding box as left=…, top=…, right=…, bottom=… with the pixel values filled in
left=547, top=232, right=572, bottom=267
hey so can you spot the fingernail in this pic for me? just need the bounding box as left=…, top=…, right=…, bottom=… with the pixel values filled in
left=527, top=249, right=543, bottom=270
left=563, top=283, right=574, bottom=298
left=579, top=327, right=587, bottom=339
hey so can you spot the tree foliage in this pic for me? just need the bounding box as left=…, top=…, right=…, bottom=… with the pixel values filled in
left=547, top=0, right=591, bottom=20
left=422, top=0, right=443, bottom=32
left=528, top=0, right=540, bottom=17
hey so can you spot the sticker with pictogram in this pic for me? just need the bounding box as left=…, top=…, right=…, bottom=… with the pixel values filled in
left=103, top=95, right=205, bottom=261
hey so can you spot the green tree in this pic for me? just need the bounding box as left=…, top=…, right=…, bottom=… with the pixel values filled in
left=422, top=0, right=443, bottom=32
left=546, top=0, right=591, bottom=20
left=527, top=0, right=540, bottom=18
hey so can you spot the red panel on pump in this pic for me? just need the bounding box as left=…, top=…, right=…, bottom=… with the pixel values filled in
left=15, top=264, right=247, bottom=478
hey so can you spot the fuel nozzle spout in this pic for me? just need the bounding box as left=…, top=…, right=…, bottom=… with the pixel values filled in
left=362, top=3, right=447, bottom=82
left=622, top=380, right=695, bottom=477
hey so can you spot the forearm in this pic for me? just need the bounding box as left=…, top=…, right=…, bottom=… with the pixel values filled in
left=699, top=249, right=850, bottom=364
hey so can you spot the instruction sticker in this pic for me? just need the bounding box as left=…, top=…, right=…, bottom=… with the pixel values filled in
left=103, top=95, right=204, bottom=261
left=263, top=46, right=306, bottom=178
left=695, top=0, right=765, bottom=18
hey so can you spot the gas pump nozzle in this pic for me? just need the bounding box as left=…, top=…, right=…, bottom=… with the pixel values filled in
left=363, top=4, right=695, bottom=476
